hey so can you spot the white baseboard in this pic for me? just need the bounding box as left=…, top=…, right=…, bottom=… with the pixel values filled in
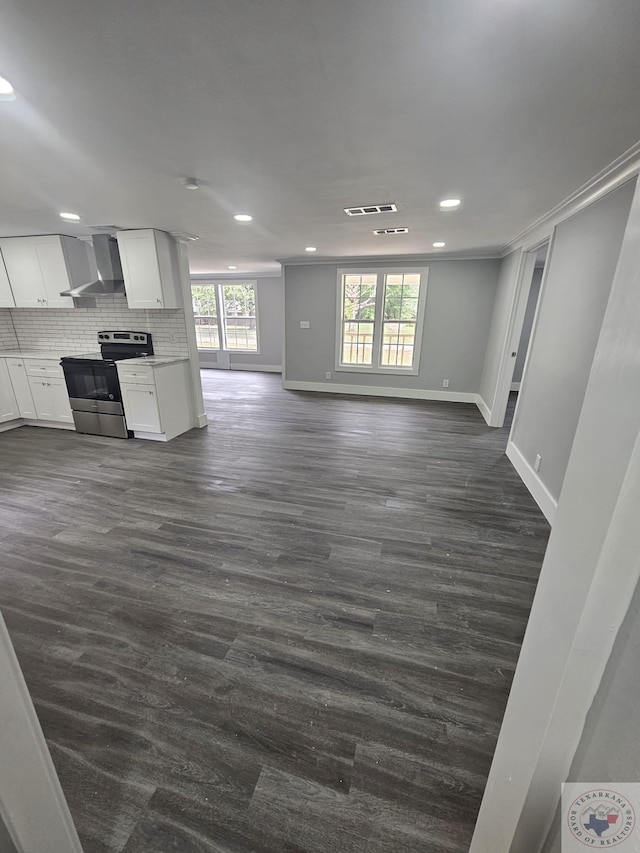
left=195, top=413, right=209, bottom=428
left=506, top=440, right=557, bottom=524
left=282, top=379, right=479, bottom=404
left=476, top=395, right=492, bottom=425
left=229, top=364, right=282, bottom=373
left=511, top=382, right=521, bottom=391
left=0, top=419, right=75, bottom=433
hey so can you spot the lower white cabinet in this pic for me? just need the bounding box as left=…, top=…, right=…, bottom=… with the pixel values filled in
left=28, top=377, right=73, bottom=424
left=6, top=359, right=37, bottom=418
left=0, top=360, right=19, bottom=423
left=118, top=359, right=192, bottom=441
left=121, top=384, right=162, bottom=433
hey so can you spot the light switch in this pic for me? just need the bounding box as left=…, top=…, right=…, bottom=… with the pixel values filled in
left=300, top=320, right=310, bottom=328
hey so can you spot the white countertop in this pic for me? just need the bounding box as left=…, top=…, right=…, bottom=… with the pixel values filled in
left=121, top=356, right=189, bottom=366
left=0, top=350, right=82, bottom=360
left=0, top=351, right=188, bottom=365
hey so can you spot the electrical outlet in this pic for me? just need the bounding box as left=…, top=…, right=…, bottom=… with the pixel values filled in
left=300, top=320, right=310, bottom=329
left=442, top=379, right=449, bottom=388
left=534, top=454, right=542, bottom=472
left=325, top=371, right=331, bottom=380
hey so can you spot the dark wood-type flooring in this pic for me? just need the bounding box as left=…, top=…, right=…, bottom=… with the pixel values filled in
left=0, top=376, right=547, bottom=852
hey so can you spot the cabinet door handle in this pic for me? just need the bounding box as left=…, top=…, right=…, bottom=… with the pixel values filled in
left=157, top=298, right=162, bottom=305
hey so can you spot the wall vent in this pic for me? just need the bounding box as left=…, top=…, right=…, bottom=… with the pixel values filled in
left=373, top=227, right=409, bottom=235
left=344, top=203, right=398, bottom=216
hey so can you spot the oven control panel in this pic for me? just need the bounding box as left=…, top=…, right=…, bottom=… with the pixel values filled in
left=98, top=331, right=150, bottom=345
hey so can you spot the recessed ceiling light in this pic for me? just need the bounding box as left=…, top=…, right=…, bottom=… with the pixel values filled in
left=433, top=241, right=446, bottom=248
left=59, top=212, right=81, bottom=221
left=183, top=178, right=200, bottom=190
left=439, top=198, right=461, bottom=209
left=233, top=214, right=253, bottom=222
left=0, top=76, right=16, bottom=101
left=305, top=247, right=317, bottom=252
left=228, top=265, right=237, bottom=270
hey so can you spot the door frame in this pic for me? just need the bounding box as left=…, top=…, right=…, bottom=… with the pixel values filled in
left=489, top=237, right=551, bottom=428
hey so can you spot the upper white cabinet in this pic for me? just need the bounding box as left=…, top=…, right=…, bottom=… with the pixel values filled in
left=0, top=235, right=91, bottom=309
left=116, top=229, right=181, bottom=310
left=0, top=251, right=15, bottom=308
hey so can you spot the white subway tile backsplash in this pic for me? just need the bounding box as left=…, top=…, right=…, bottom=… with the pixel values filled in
left=0, top=310, right=18, bottom=349
left=8, top=295, right=189, bottom=356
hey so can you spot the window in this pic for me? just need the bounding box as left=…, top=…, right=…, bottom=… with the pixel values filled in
left=191, top=281, right=258, bottom=352
left=336, top=268, right=428, bottom=374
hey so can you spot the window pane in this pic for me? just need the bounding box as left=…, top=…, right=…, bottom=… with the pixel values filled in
left=221, top=283, right=258, bottom=351
left=382, top=321, right=417, bottom=366
left=191, top=284, right=220, bottom=349
left=342, top=321, right=374, bottom=365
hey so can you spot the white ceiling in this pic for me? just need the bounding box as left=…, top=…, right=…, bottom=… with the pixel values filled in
left=0, top=0, right=639, bottom=274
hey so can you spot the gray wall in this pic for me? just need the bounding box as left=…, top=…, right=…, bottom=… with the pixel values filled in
left=0, top=816, right=18, bottom=853
left=198, top=276, right=283, bottom=370
left=284, top=259, right=500, bottom=393
left=478, top=249, right=522, bottom=410
left=509, top=179, right=636, bottom=501
left=512, top=266, right=543, bottom=384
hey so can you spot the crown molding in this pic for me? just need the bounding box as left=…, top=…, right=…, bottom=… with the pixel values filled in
left=190, top=270, right=282, bottom=280
left=500, top=140, right=640, bottom=256
left=277, top=249, right=502, bottom=266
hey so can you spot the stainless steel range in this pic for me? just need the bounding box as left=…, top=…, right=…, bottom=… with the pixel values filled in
left=60, top=331, right=153, bottom=438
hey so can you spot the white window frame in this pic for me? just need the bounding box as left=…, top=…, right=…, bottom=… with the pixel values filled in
left=191, top=280, right=260, bottom=354
left=335, top=267, right=429, bottom=375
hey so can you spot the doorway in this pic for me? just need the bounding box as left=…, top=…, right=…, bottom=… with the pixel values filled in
left=491, top=240, right=550, bottom=429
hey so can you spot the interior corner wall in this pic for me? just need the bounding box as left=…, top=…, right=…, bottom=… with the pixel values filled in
left=283, top=259, right=499, bottom=395
left=477, top=249, right=522, bottom=415
left=508, top=178, right=636, bottom=504
left=541, top=573, right=640, bottom=853
left=198, top=276, right=283, bottom=370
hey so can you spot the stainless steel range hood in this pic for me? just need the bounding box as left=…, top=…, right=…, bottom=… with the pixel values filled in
left=60, top=234, right=125, bottom=297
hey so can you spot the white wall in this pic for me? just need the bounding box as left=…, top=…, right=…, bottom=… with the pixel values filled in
left=6, top=294, right=189, bottom=356
left=470, top=176, right=640, bottom=853
left=508, top=179, right=636, bottom=503
left=196, top=276, right=283, bottom=371
left=283, top=259, right=500, bottom=397
left=478, top=249, right=522, bottom=414
left=512, top=266, right=543, bottom=384
left=0, top=310, right=18, bottom=350
left=0, top=613, right=82, bottom=852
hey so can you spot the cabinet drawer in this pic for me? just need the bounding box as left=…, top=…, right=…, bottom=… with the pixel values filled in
left=117, top=364, right=155, bottom=385
left=25, top=359, right=64, bottom=379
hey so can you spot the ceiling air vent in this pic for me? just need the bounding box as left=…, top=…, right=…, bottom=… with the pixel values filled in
left=373, top=227, right=409, bottom=235
left=344, top=203, right=398, bottom=216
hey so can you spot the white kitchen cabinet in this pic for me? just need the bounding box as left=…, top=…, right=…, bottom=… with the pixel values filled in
left=0, top=235, right=91, bottom=309
left=28, top=377, right=73, bottom=423
left=118, top=359, right=192, bottom=441
left=121, top=384, right=162, bottom=432
left=0, top=251, right=15, bottom=307
left=116, top=229, right=181, bottom=309
left=6, top=359, right=36, bottom=418
left=0, top=360, right=19, bottom=423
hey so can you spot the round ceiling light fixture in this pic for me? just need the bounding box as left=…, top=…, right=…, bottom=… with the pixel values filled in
left=0, top=76, right=16, bottom=101
left=233, top=214, right=253, bottom=222
left=433, top=241, right=446, bottom=248
left=59, top=212, right=81, bottom=221
left=439, top=198, right=461, bottom=210
left=305, top=246, right=317, bottom=252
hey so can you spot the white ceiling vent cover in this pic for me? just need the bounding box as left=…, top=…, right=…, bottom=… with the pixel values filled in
left=344, top=203, right=398, bottom=216
left=373, top=227, right=409, bottom=235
